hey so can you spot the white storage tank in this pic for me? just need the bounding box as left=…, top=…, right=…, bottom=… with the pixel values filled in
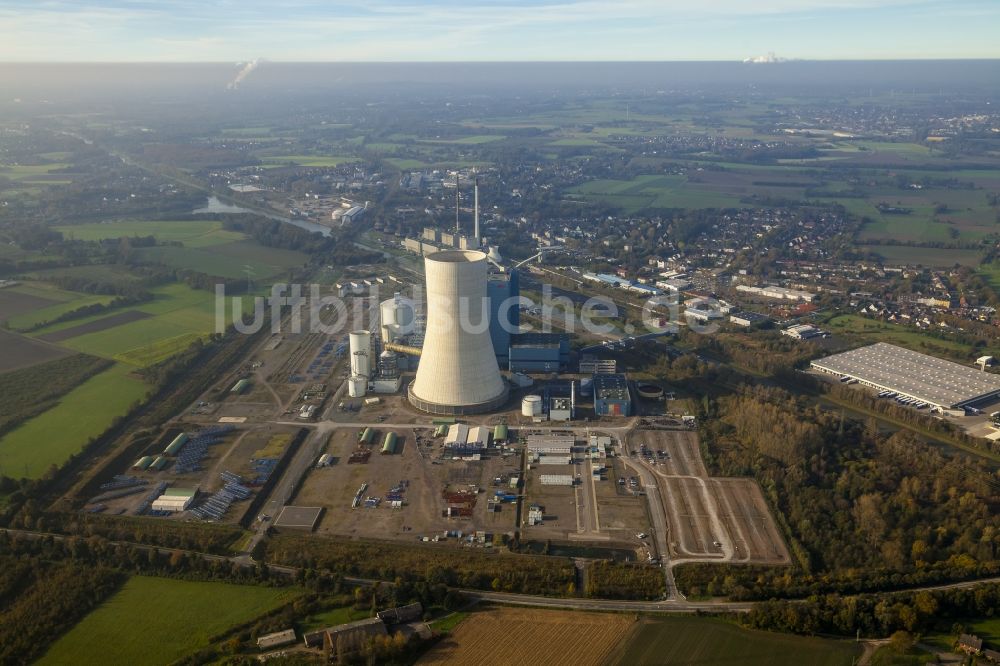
left=348, top=375, right=368, bottom=398
left=352, top=351, right=371, bottom=379
left=379, top=293, right=415, bottom=342
left=522, top=395, right=543, bottom=417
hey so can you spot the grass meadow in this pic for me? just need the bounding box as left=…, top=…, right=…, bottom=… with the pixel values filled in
left=38, top=576, right=300, bottom=666
left=0, top=362, right=148, bottom=479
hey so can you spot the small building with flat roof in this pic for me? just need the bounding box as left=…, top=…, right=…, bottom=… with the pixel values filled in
left=594, top=374, right=632, bottom=416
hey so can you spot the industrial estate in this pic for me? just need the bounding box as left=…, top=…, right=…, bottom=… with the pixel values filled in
left=3, top=56, right=1000, bottom=666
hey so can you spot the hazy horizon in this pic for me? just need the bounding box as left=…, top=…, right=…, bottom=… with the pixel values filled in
left=1, top=1, right=998, bottom=62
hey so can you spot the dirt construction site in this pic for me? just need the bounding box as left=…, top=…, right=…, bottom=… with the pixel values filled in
left=626, top=429, right=790, bottom=565
left=288, top=426, right=519, bottom=544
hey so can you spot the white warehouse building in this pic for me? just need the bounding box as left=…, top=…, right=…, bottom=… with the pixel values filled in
left=811, top=342, right=1000, bottom=411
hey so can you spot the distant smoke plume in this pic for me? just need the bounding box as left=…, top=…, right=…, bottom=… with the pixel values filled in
left=227, top=59, right=262, bottom=90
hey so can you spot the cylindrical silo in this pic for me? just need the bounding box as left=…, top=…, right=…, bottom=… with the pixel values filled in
left=348, top=375, right=367, bottom=397
left=352, top=351, right=371, bottom=379
left=522, top=395, right=542, bottom=417
left=408, top=250, right=508, bottom=415
left=349, top=330, right=371, bottom=377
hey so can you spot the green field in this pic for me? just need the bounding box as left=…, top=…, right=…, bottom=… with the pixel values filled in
left=55, top=220, right=246, bottom=248
left=569, top=174, right=745, bottom=213
left=826, top=314, right=976, bottom=357
left=259, top=154, right=358, bottom=168
left=38, top=576, right=300, bottom=666
left=419, top=134, right=506, bottom=144
left=0, top=362, right=148, bottom=478
left=135, top=239, right=307, bottom=279
left=864, top=244, right=984, bottom=267
left=923, top=616, right=1000, bottom=653
left=4, top=283, right=117, bottom=331
left=610, top=617, right=860, bottom=666
left=0, top=162, right=73, bottom=184
left=26, top=283, right=247, bottom=367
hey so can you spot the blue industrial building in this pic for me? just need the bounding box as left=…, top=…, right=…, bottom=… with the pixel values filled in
left=508, top=333, right=570, bottom=373
left=487, top=270, right=520, bottom=368
left=593, top=373, right=632, bottom=416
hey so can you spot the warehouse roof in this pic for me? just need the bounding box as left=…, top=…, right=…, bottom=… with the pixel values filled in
left=811, top=342, right=1000, bottom=408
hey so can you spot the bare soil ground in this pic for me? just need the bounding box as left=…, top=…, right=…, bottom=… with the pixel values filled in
left=0, top=289, right=57, bottom=323
left=420, top=607, right=636, bottom=666
left=37, top=310, right=151, bottom=342
left=290, top=427, right=519, bottom=544
left=0, top=329, right=72, bottom=373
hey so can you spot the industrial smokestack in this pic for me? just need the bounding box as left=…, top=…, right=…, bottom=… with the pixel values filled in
left=408, top=250, right=508, bottom=415
left=474, top=175, right=480, bottom=243
left=454, top=173, right=460, bottom=235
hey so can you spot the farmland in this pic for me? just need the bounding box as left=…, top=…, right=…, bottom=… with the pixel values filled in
left=25, top=282, right=247, bottom=367
left=258, top=154, right=358, bottom=168
left=864, top=245, right=984, bottom=267
left=0, top=353, right=110, bottom=437
left=37, top=576, right=300, bottom=666
left=0, top=362, right=148, bottom=479
left=54, top=219, right=246, bottom=248
left=0, top=328, right=71, bottom=373
left=4, top=282, right=118, bottom=332
left=608, top=616, right=861, bottom=666
left=418, top=607, right=636, bottom=666
left=568, top=174, right=746, bottom=213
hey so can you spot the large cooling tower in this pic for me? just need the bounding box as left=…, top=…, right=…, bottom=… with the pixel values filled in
left=408, top=250, right=508, bottom=415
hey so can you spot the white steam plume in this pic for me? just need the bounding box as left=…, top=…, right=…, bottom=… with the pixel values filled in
left=227, top=58, right=262, bottom=90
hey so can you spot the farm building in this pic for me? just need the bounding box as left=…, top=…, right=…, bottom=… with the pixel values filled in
left=594, top=374, right=632, bottom=416
left=377, top=602, right=423, bottom=624
left=150, top=487, right=197, bottom=513
left=304, top=617, right=387, bottom=650
left=811, top=342, right=1000, bottom=410
left=257, top=629, right=297, bottom=650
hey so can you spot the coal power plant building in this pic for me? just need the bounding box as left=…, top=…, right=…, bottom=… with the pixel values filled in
left=487, top=270, right=519, bottom=368
left=408, top=250, right=509, bottom=415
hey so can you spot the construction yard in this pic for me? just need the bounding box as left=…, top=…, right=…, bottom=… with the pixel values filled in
left=626, top=429, right=790, bottom=565
left=288, top=426, right=520, bottom=544
left=81, top=423, right=304, bottom=523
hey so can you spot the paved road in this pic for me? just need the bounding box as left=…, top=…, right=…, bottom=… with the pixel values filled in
left=619, top=430, right=679, bottom=599
left=6, top=527, right=1000, bottom=613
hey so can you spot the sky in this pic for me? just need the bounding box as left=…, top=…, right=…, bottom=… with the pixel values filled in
left=0, top=0, right=997, bottom=62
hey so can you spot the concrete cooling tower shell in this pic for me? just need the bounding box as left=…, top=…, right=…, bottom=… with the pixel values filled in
left=408, top=250, right=508, bottom=415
